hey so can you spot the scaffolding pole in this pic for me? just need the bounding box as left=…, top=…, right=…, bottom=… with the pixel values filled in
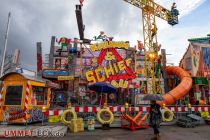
left=1, top=12, right=11, bottom=77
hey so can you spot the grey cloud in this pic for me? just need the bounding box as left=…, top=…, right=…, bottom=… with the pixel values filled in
left=84, top=0, right=142, bottom=38
left=0, top=0, right=143, bottom=71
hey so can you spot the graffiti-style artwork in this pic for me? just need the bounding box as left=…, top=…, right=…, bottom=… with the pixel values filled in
left=9, top=109, right=26, bottom=121
left=3, top=107, right=26, bottom=121
left=190, top=44, right=201, bottom=76
left=189, top=44, right=210, bottom=77
left=185, top=57, right=192, bottom=71
left=27, top=108, right=44, bottom=123
left=192, top=45, right=201, bottom=68
left=79, top=84, right=87, bottom=97
left=7, top=107, right=22, bottom=112
left=202, top=47, right=210, bottom=69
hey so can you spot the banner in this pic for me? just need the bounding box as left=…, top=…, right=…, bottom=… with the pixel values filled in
left=85, top=41, right=136, bottom=88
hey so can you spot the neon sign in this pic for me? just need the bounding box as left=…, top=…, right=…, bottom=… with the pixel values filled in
left=85, top=41, right=136, bottom=88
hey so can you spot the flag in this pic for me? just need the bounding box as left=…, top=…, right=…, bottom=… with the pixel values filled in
left=137, top=40, right=143, bottom=50
left=80, top=0, right=84, bottom=6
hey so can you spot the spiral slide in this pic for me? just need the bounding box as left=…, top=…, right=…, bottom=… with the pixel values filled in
left=157, top=66, right=192, bottom=106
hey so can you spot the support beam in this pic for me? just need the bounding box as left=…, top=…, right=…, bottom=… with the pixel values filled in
left=75, top=5, right=84, bottom=40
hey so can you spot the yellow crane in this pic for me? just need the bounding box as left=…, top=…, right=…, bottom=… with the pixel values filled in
left=123, top=0, right=179, bottom=94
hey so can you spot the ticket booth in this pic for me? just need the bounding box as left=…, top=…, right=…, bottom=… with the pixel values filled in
left=0, top=72, right=59, bottom=123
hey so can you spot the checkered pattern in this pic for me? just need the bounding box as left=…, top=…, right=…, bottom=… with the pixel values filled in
left=45, top=106, right=210, bottom=116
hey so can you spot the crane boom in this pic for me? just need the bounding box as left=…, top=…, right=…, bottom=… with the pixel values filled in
left=123, top=0, right=178, bottom=94
left=123, top=0, right=172, bottom=21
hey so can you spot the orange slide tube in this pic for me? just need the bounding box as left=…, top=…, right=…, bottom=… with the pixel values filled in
left=157, top=66, right=192, bottom=106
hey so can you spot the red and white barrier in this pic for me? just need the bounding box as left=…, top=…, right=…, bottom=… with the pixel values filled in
left=24, top=81, right=30, bottom=111
left=0, top=82, right=4, bottom=107
left=45, top=106, right=210, bottom=116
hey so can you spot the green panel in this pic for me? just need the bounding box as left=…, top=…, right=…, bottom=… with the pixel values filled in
left=192, top=77, right=208, bottom=85
left=188, top=37, right=209, bottom=41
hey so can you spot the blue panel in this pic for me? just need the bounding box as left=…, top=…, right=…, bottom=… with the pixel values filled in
left=168, top=15, right=178, bottom=26
left=69, top=48, right=77, bottom=54
left=42, top=69, right=69, bottom=76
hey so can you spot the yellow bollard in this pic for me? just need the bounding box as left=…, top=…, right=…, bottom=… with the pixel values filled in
left=42, top=106, right=47, bottom=113
left=68, top=102, right=72, bottom=109
left=125, top=102, right=129, bottom=109
left=103, top=102, right=107, bottom=109
left=42, top=106, right=47, bottom=125
left=125, top=102, right=129, bottom=113
left=187, top=103, right=191, bottom=109
left=162, top=103, right=166, bottom=109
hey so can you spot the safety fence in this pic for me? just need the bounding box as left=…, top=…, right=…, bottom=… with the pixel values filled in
left=45, top=106, right=210, bottom=116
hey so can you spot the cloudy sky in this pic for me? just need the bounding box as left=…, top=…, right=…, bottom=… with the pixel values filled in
left=0, top=0, right=209, bottom=71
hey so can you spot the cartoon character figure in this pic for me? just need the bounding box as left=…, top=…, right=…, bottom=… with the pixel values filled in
left=151, top=23, right=158, bottom=40
left=192, top=46, right=200, bottom=67
left=57, top=37, right=71, bottom=50
left=55, top=59, right=61, bottom=68
left=93, top=31, right=112, bottom=41
left=137, top=40, right=143, bottom=50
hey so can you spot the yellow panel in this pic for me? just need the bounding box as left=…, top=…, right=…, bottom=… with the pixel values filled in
left=58, top=76, right=74, bottom=81
left=3, top=73, right=26, bottom=81
left=30, top=81, right=45, bottom=87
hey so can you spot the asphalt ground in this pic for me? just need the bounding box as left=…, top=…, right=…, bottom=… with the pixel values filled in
left=3, top=125, right=210, bottom=140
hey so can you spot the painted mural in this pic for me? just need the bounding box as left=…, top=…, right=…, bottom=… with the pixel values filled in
left=202, top=47, right=210, bottom=69
left=191, top=44, right=201, bottom=76
left=180, top=43, right=210, bottom=77
left=201, top=47, right=210, bottom=77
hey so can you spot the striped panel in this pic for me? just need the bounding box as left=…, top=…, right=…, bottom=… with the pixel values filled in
left=45, top=106, right=210, bottom=116
left=0, top=82, right=4, bottom=107
left=23, top=81, right=30, bottom=121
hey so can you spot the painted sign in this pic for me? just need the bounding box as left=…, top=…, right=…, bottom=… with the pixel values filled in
left=90, top=41, right=129, bottom=52
left=54, top=46, right=68, bottom=57
left=193, top=77, right=208, bottom=85
left=58, top=76, right=74, bottom=81
left=85, top=41, right=136, bottom=88
left=46, top=81, right=60, bottom=89
left=42, top=69, right=69, bottom=78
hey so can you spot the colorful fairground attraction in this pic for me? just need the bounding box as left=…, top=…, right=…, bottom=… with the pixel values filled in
left=0, top=0, right=209, bottom=139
